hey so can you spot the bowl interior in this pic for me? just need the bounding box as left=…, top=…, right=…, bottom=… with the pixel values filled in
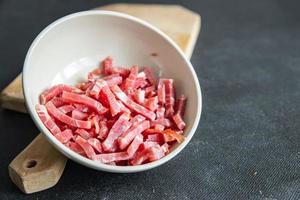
left=23, top=11, right=201, bottom=172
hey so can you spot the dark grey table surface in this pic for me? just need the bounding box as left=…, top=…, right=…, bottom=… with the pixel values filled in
left=1, top=0, right=300, bottom=199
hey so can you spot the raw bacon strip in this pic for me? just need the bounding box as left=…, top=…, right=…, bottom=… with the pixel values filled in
left=172, top=113, right=186, bottom=130
left=151, top=118, right=172, bottom=127
left=75, top=136, right=96, bottom=159
left=46, top=101, right=92, bottom=129
left=76, top=82, right=93, bottom=91
left=124, top=66, right=138, bottom=94
left=87, top=138, right=103, bottom=153
left=58, top=105, right=75, bottom=114
left=144, top=67, right=156, bottom=86
left=147, top=146, right=165, bottom=162
left=118, top=120, right=150, bottom=150
left=75, top=129, right=92, bottom=140
left=73, top=104, right=89, bottom=113
left=134, top=77, right=148, bottom=89
left=68, top=142, right=85, bottom=155
left=92, top=152, right=129, bottom=164
left=72, top=109, right=88, bottom=120
left=133, top=89, right=145, bottom=104
left=126, top=134, right=143, bottom=157
left=92, top=116, right=100, bottom=134
left=157, top=79, right=165, bottom=105
left=55, top=129, right=73, bottom=144
left=36, top=104, right=61, bottom=135
left=144, top=96, right=158, bottom=111
left=156, top=107, right=165, bottom=119
left=103, top=74, right=123, bottom=86
left=102, top=56, right=113, bottom=75
left=97, top=80, right=121, bottom=116
left=102, top=113, right=131, bottom=152
left=117, top=100, right=131, bottom=114
left=145, top=85, right=156, bottom=95
left=146, top=134, right=164, bottom=143
left=139, top=142, right=159, bottom=151
left=40, top=84, right=81, bottom=104
left=98, top=121, right=108, bottom=140
left=51, top=97, right=65, bottom=107
left=62, top=91, right=108, bottom=114
left=175, top=95, right=187, bottom=116
left=130, top=114, right=146, bottom=126
left=110, top=85, right=156, bottom=120
left=163, top=79, right=175, bottom=117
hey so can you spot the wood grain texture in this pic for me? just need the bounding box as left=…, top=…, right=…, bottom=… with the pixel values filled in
left=0, top=3, right=200, bottom=113
left=6, top=3, right=201, bottom=194
left=8, top=134, right=67, bottom=194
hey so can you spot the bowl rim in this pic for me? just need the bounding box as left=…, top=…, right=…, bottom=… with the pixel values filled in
left=23, top=10, right=202, bottom=173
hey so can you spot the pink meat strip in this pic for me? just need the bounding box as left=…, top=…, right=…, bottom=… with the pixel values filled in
left=58, top=105, right=75, bottom=114
left=102, top=56, right=113, bottom=75
left=118, top=120, right=150, bottom=150
left=55, top=129, right=73, bottom=144
left=139, top=142, right=159, bottom=151
left=130, top=145, right=165, bottom=166
left=175, top=95, right=187, bottom=116
left=36, top=104, right=61, bottom=135
left=130, top=114, right=146, bottom=126
left=162, top=79, right=175, bottom=117
left=97, top=80, right=121, bottom=116
left=133, top=89, right=145, bottom=104
left=51, top=97, right=65, bottom=107
left=46, top=101, right=92, bottom=129
left=144, top=96, right=158, bottom=111
left=172, top=113, right=186, bottom=130
left=157, top=79, right=165, bottom=105
left=75, top=136, right=96, bottom=159
left=117, top=100, right=131, bottom=115
left=102, top=113, right=132, bottom=152
left=71, top=109, right=88, bottom=120
left=126, top=134, right=143, bottom=157
left=146, top=134, right=164, bottom=143
left=92, top=152, right=129, bottom=164
left=62, top=91, right=108, bottom=114
left=151, top=118, right=172, bottom=127
left=68, top=142, right=85, bottom=155
left=98, top=121, right=109, bottom=140
left=124, top=66, right=139, bottom=94
left=92, top=116, right=100, bottom=134
left=87, top=138, right=103, bottom=153
left=110, top=85, right=156, bottom=120
left=75, top=129, right=92, bottom=140
left=156, top=107, right=165, bottom=119
left=103, top=74, right=123, bottom=86
left=40, top=84, right=81, bottom=104
left=172, top=95, right=187, bottom=130
left=144, top=67, right=156, bottom=86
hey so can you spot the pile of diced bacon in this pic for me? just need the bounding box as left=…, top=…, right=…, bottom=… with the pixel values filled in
left=36, top=57, right=187, bottom=166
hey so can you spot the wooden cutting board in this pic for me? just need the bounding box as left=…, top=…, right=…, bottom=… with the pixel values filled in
left=4, top=3, right=201, bottom=194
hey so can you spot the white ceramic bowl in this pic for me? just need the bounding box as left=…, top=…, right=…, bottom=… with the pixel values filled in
left=23, top=10, right=202, bottom=173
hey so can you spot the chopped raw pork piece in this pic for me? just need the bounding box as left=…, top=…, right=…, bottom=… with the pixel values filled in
left=87, top=138, right=103, bottom=153
left=62, top=91, right=108, bottom=114
left=46, top=101, right=92, bottom=129
left=40, top=84, right=81, bottom=104
left=110, top=85, right=155, bottom=120
left=102, top=113, right=131, bottom=152
left=36, top=104, right=61, bottom=135
left=75, top=136, right=96, bottom=159
left=118, top=120, right=150, bottom=150
left=144, top=67, right=156, bottom=86
left=130, top=114, right=146, bottom=126
left=55, top=129, right=73, bottom=144
left=36, top=57, right=187, bottom=166
left=92, top=152, right=129, bottom=163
